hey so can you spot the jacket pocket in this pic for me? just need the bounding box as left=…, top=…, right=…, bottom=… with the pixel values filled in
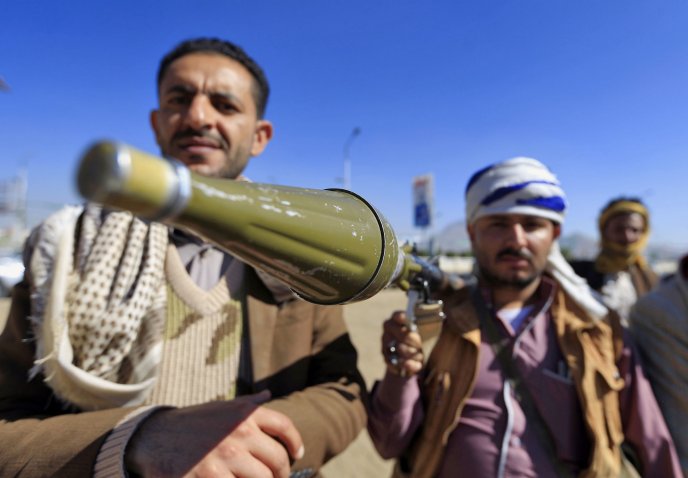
left=529, top=367, right=590, bottom=464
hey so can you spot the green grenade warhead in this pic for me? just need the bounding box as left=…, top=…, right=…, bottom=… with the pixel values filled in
left=76, top=141, right=405, bottom=304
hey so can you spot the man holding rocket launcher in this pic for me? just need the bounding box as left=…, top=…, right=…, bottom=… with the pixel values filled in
left=0, top=38, right=367, bottom=477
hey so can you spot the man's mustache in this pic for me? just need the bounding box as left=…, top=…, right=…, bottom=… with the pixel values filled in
left=172, top=128, right=229, bottom=149
left=496, top=248, right=533, bottom=261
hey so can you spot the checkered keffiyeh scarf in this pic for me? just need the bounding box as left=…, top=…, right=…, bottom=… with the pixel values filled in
left=28, top=204, right=169, bottom=410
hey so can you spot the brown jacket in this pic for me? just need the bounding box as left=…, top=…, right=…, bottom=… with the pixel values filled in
left=397, top=284, right=628, bottom=478
left=0, top=266, right=366, bottom=476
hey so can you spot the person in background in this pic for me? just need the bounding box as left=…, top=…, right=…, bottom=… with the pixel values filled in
left=367, top=158, right=682, bottom=477
left=629, top=253, right=688, bottom=477
left=571, top=197, right=658, bottom=324
left=0, top=37, right=366, bottom=477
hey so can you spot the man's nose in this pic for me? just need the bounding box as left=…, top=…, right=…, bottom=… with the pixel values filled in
left=184, top=95, right=212, bottom=130
left=622, top=229, right=638, bottom=245
left=506, top=224, right=528, bottom=247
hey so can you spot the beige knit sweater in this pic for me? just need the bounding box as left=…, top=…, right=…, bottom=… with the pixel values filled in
left=94, top=245, right=244, bottom=476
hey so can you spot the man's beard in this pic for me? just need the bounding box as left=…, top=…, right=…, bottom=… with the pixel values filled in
left=217, top=146, right=251, bottom=179
left=476, top=247, right=542, bottom=290
left=478, top=265, right=539, bottom=290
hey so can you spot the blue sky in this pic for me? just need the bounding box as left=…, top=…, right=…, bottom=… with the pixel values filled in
left=2, top=1, right=688, bottom=251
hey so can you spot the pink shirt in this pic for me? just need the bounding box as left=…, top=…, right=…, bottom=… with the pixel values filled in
left=368, top=278, right=683, bottom=477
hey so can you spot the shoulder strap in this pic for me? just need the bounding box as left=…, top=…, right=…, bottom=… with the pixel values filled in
left=469, top=285, right=573, bottom=478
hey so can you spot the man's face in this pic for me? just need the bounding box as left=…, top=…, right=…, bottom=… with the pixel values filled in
left=151, top=52, right=273, bottom=178
left=468, top=214, right=560, bottom=289
left=603, top=212, right=645, bottom=247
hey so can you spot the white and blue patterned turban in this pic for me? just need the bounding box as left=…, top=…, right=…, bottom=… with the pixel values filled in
left=465, top=156, right=608, bottom=319
left=465, top=157, right=567, bottom=225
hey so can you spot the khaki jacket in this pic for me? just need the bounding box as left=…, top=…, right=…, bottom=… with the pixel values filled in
left=0, top=266, right=366, bottom=476
left=396, top=284, right=626, bottom=478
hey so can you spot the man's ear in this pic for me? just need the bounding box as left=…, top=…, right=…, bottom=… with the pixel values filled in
left=467, top=223, right=476, bottom=243
left=250, top=120, right=274, bottom=157
left=150, top=110, right=161, bottom=146
left=553, top=223, right=562, bottom=240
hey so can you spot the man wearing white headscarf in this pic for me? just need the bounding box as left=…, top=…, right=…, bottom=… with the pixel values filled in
left=368, top=158, right=681, bottom=478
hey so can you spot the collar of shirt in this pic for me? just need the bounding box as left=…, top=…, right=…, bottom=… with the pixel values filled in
left=169, top=228, right=232, bottom=291
left=480, top=275, right=558, bottom=336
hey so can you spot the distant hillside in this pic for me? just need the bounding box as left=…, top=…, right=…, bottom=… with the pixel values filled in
left=558, top=233, right=598, bottom=260
left=431, top=221, right=470, bottom=254
left=425, top=220, right=683, bottom=263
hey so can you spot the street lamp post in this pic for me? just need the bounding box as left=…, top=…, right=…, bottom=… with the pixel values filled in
left=343, top=127, right=361, bottom=190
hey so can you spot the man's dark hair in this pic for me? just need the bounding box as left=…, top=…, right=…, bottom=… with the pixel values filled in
left=157, top=38, right=270, bottom=118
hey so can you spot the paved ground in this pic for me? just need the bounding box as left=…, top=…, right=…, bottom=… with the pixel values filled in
left=319, top=289, right=405, bottom=478
left=0, top=289, right=406, bottom=477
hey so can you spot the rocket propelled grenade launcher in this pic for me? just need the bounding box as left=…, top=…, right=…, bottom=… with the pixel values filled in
left=76, top=141, right=449, bottom=315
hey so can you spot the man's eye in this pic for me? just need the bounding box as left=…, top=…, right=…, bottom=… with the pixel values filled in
left=167, top=96, right=189, bottom=105
left=215, top=101, right=237, bottom=113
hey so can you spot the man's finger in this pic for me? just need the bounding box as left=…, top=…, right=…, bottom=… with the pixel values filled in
left=403, top=359, right=424, bottom=375
left=252, top=407, right=305, bottom=462
left=390, top=311, right=407, bottom=325
left=240, top=426, right=293, bottom=478
left=396, top=342, right=420, bottom=355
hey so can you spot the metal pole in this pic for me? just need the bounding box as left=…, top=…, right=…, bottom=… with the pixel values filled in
left=343, top=127, right=361, bottom=190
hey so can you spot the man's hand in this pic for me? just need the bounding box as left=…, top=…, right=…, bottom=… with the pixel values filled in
left=125, top=394, right=304, bottom=477
left=381, top=311, right=424, bottom=377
